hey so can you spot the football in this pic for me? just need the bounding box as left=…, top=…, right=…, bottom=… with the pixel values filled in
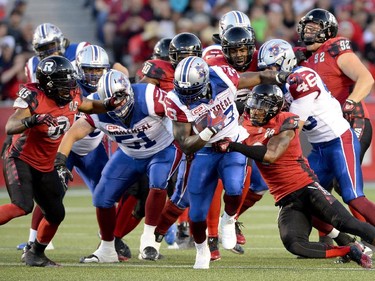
left=193, top=113, right=208, bottom=133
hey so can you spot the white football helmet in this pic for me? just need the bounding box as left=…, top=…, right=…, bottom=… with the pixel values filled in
left=97, top=70, right=134, bottom=119
left=219, top=10, right=252, bottom=39
left=76, top=45, right=110, bottom=92
left=257, top=39, right=297, bottom=72
left=32, top=23, right=65, bottom=59
left=173, top=56, right=209, bottom=105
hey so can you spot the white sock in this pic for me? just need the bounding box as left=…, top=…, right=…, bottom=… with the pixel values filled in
left=99, top=239, right=114, bottom=250
left=195, top=239, right=207, bottom=249
left=327, top=228, right=340, bottom=239
left=28, top=229, right=37, bottom=243
left=143, top=224, right=156, bottom=236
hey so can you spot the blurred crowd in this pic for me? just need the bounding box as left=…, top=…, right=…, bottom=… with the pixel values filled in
left=1, top=0, right=375, bottom=103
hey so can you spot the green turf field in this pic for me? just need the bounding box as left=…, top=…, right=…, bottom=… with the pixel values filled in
left=1, top=186, right=374, bottom=281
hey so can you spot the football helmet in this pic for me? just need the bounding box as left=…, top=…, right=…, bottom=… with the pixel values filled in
left=36, top=56, right=78, bottom=106
left=173, top=56, right=209, bottom=105
left=152, top=38, right=172, bottom=61
left=32, top=23, right=65, bottom=59
left=297, top=8, right=338, bottom=45
left=97, top=70, right=134, bottom=120
left=221, top=26, right=256, bottom=71
left=169, top=33, right=202, bottom=67
left=257, top=39, right=297, bottom=72
left=219, top=10, right=252, bottom=39
left=76, top=45, right=110, bottom=92
left=244, top=84, right=284, bottom=126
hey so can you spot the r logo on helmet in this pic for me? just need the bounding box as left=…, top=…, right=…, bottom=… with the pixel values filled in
left=42, top=60, right=57, bottom=74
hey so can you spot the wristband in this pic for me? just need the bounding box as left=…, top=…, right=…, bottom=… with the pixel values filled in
left=199, top=128, right=214, bottom=142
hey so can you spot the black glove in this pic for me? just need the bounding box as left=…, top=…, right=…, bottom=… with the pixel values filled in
left=1, top=135, right=12, bottom=159
left=294, top=49, right=307, bottom=65
left=21, top=114, right=58, bottom=128
left=103, top=91, right=126, bottom=111
left=342, top=99, right=356, bottom=122
left=54, top=152, right=73, bottom=191
left=276, top=71, right=291, bottom=84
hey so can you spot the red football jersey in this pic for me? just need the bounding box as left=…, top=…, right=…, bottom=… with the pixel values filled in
left=242, top=111, right=318, bottom=203
left=9, top=83, right=82, bottom=172
left=301, top=36, right=369, bottom=117
left=138, top=59, right=175, bottom=92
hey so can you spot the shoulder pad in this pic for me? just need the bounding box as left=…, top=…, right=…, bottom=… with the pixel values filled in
left=327, top=39, right=352, bottom=57
left=17, top=85, right=39, bottom=111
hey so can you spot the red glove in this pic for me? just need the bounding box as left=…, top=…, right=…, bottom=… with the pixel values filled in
left=104, top=91, right=126, bottom=111
left=342, top=99, right=356, bottom=122
left=287, top=73, right=303, bottom=85
left=212, top=137, right=232, bottom=153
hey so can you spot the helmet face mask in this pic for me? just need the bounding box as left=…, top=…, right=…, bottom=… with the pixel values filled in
left=173, top=56, right=209, bottom=105
left=257, top=39, right=297, bottom=72
left=244, top=84, right=284, bottom=126
left=297, top=8, right=338, bottom=45
left=32, top=23, right=65, bottom=59
left=219, top=10, right=252, bottom=40
left=221, top=26, right=256, bottom=71
left=76, top=45, right=110, bottom=92
left=169, top=33, right=202, bottom=68
left=36, top=55, right=78, bottom=106
left=97, top=70, right=134, bottom=120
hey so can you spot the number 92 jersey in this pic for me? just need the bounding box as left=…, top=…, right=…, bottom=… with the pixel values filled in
left=87, top=83, right=174, bottom=159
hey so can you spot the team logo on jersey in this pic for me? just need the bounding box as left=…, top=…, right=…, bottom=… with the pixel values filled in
left=47, top=116, right=70, bottom=140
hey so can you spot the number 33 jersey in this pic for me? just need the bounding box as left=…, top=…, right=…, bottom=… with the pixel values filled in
left=285, top=66, right=350, bottom=144
left=87, top=83, right=174, bottom=159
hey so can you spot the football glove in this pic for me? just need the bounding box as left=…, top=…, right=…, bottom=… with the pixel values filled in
left=212, top=138, right=232, bottom=153
left=21, top=114, right=58, bottom=128
left=342, top=99, right=356, bottom=122
left=54, top=152, right=73, bottom=192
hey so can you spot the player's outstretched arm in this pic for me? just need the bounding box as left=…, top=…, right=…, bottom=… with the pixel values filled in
left=238, top=70, right=291, bottom=89
left=57, top=117, right=95, bottom=158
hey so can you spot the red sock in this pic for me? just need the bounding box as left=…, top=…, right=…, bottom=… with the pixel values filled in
left=236, top=166, right=251, bottom=220
left=349, top=197, right=375, bottom=225
left=325, top=246, right=351, bottom=258
left=144, top=189, right=167, bottom=226
left=178, top=208, right=189, bottom=224
left=190, top=220, right=207, bottom=244
left=31, top=205, right=44, bottom=230
left=207, top=180, right=223, bottom=237
left=155, top=200, right=185, bottom=235
left=238, top=190, right=263, bottom=217
left=37, top=218, right=59, bottom=245
left=113, top=195, right=138, bottom=238
left=97, top=206, right=116, bottom=241
left=223, top=194, right=241, bottom=216
left=0, top=203, right=26, bottom=225
left=349, top=205, right=366, bottom=222
left=119, top=215, right=142, bottom=237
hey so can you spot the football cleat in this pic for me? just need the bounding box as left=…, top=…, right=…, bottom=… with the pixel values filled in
left=138, top=246, right=159, bottom=261
left=348, top=243, right=372, bottom=269
left=114, top=237, right=131, bottom=261
left=17, top=242, right=27, bottom=250
left=208, top=237, right=221, bottom=261
left=24, top=250, right=60, bottom=267
left=80, top=247, right=119, bottom=263
left=193, top=241, right=210, bottom=269
left=235, top=221, right=246, bottom=245
left=231, top=243, right=245, bottom=255
left=21, top=241, right=33, bottom=263
left=220, top=212, right=237, bottom=249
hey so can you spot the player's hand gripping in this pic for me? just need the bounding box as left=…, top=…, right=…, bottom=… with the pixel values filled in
left=207, top=108, right=226, bottom=135
left=104, top=90, right=127, bottom=111
left=54, top=152, right=73, bottom=192
left=342, top=99, right=356, bottom=122
left=212, top=137, right=232, bottom=153
left=21, top=114, right=58, bottom=128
